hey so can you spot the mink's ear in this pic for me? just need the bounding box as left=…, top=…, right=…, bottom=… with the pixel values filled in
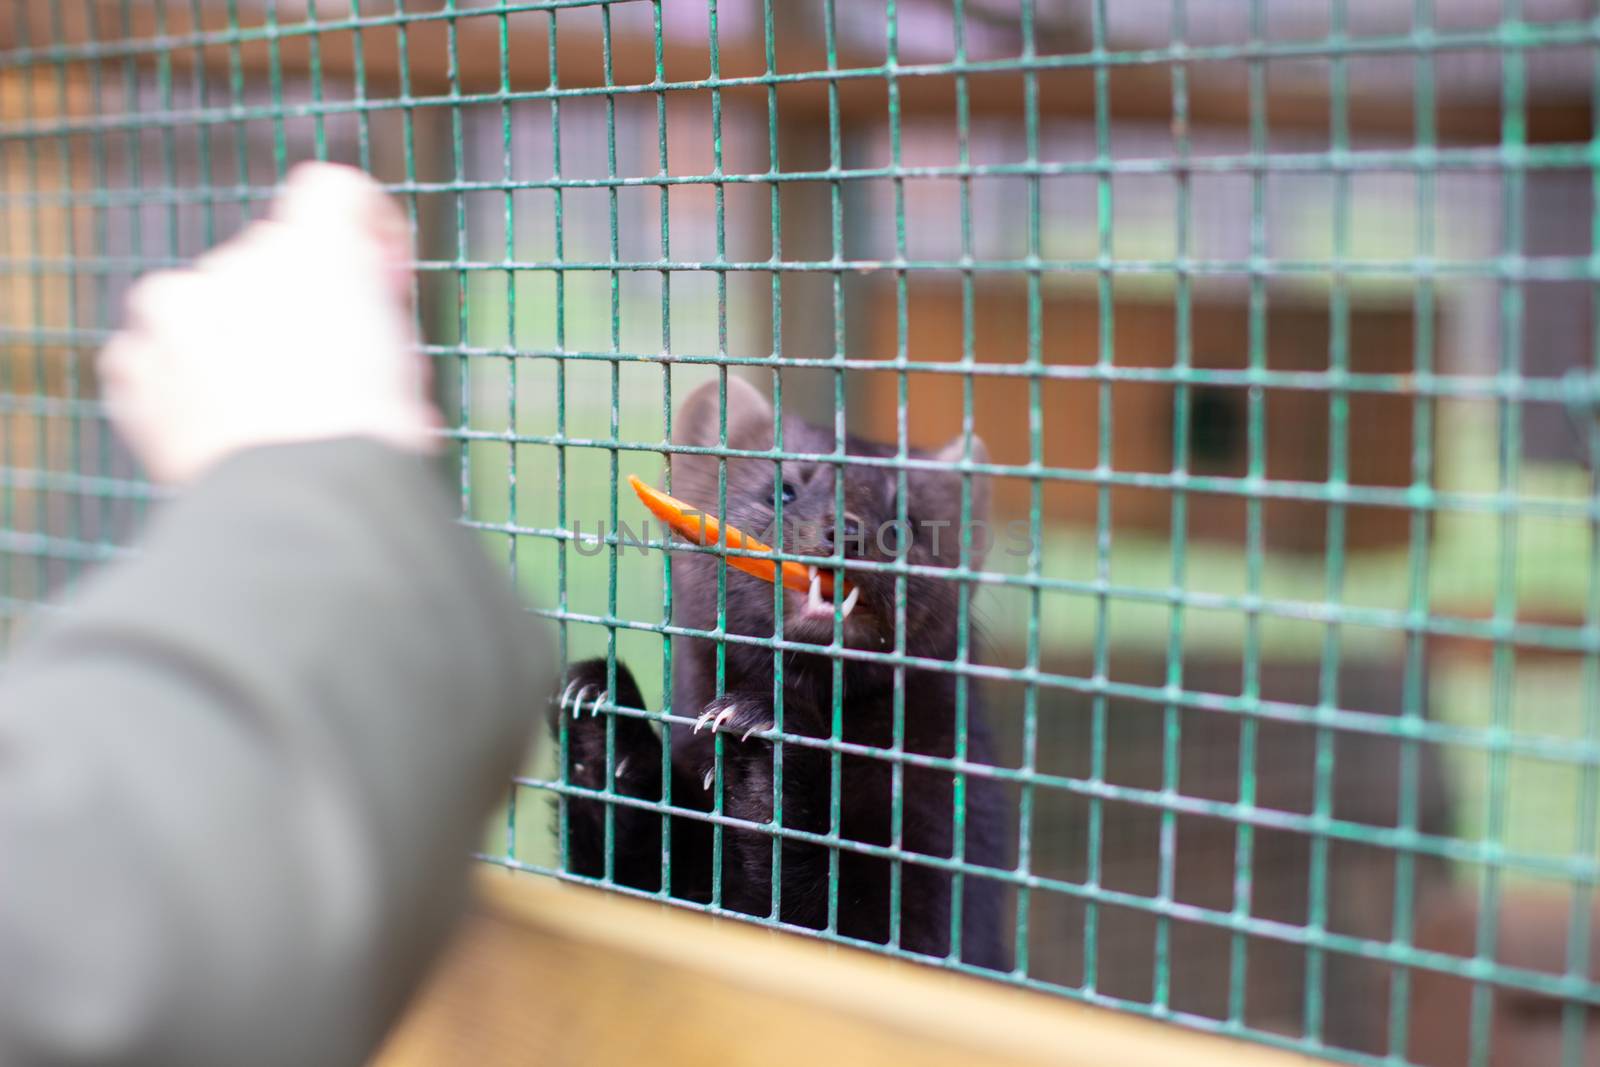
left=672, top=374, right=774, bottom=450
left=929, top=434, right=991, bottom=525
left=670, top=375, right=776, bottom=502
left=907, top=433, right=991, bottom=565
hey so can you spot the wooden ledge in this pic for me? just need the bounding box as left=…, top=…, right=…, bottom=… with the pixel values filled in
left=374, top=868, right=1320, bottom=1067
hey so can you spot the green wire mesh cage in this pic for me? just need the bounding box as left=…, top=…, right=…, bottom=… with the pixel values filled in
left=2, top=1, right=1599, bottom=1064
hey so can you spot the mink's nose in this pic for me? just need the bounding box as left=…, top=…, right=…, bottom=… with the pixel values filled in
left=821, top=513, right=865, bottom=555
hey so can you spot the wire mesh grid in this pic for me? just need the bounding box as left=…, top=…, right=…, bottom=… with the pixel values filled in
left=1, top=1, right=1599, bottom=1064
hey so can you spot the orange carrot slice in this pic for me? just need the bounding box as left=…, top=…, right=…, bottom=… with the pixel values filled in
left=628, top=474, right=842, bottom=597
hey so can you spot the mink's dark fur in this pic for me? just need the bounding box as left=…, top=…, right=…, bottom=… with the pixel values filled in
left=555, top=376, right=1012, bottom=971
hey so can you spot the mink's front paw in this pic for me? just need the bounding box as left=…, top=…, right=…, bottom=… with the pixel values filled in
left=693, top=693, right=773, bottom=742
left=554, top=657, right=646, bottom=721
left=551, top=657, right=666, bottom=892
left=554, top=657, right=654, bottom=793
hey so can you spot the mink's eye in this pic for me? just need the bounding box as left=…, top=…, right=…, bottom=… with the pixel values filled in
left=780, top=480, right=797, bottom=506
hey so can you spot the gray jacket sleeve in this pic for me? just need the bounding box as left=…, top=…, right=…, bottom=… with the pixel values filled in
left=0, top=439, right=547, bottom=1067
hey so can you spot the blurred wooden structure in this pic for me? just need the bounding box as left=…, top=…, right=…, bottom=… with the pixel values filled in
left=859, top=282, right=1422, bottom=553
left=374, top=869, right=1323, bottom=1067
left=0, top=68, right=91, bottom=423
left=0, top=68, right=105, bottom=619
left=4, top=2, right=1594, bottom=141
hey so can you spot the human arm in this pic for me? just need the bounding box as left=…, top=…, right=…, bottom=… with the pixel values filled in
left=0, top=165, right=546, bottom=1067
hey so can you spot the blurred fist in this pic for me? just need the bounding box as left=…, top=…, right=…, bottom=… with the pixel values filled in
left=100, top=162, right=441, bottom=485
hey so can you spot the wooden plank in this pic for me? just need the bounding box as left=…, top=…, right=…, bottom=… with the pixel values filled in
left=373, top=869, right=1322, bottom=1067
left=4, top=3, right=1588, bottom=144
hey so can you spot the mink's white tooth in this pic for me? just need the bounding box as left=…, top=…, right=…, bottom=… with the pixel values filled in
left=841, top=585, right=860, bottom=619
left=807, top=564, right=818, bottom=582
left=808, top=572, right=823, bottom=611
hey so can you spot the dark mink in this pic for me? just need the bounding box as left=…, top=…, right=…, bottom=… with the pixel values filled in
left=554, top=375, right=1012, bottom=972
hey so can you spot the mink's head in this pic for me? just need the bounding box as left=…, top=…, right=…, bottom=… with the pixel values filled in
left=668, top=376, right=989, bottom=656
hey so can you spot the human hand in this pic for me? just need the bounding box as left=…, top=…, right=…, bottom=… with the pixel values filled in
left=99, top=162, right=441, bottom=485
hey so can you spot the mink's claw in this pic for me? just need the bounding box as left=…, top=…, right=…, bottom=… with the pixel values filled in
left=691, top=700, right=758, bottom=735
left=571, top=685, right=594, bottom=718
left=561, top=681, right=609, bottom=719
left=694, top=704, right=739, bottom=734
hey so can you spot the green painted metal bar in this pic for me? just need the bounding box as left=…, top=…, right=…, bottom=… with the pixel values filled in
left=548, top=0, right=573, bottom=881
left=1387, top=0, right=1440, bottom=1058
left=1565, top=21, right=1600, bottom=1067
left=760, top=0, right=785, bottom=929
left=886, top=0, right=910, bottom=959
left=497, top=0, right=520, bottom=866
left=653, top=0, right=676, bottom=906
left=1230, top=0, right=1270, bottom=1028
left=1470, top=5, right=1529, bottom=1064
left=599, top=0, right=621, bottom=892
left=1156, top=0, right=1191, bottom=1019
left=821, top=0, right=845, bottom=946
left=1085, top=0, right=1112, bottom=997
